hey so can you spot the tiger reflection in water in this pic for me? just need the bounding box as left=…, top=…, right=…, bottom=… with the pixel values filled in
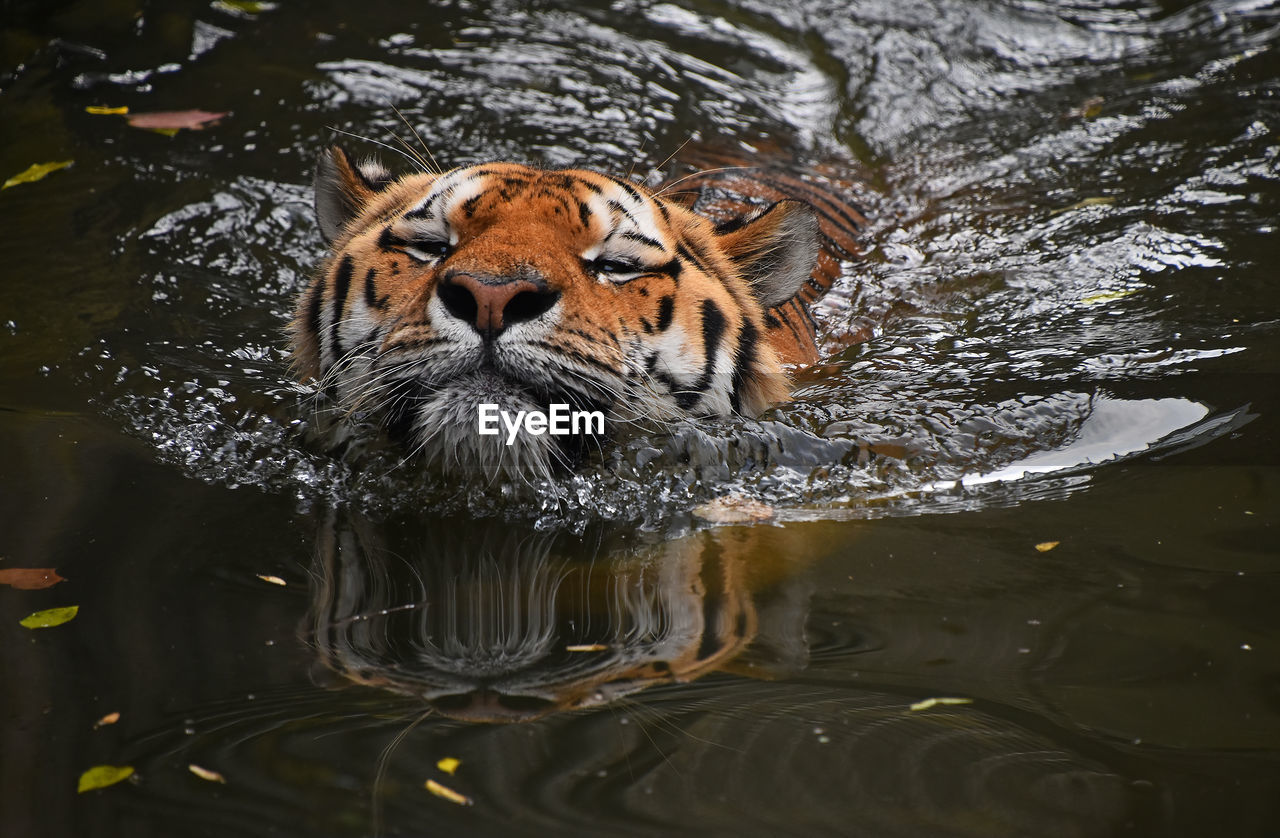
left=304, top=511, right=812, bottom=722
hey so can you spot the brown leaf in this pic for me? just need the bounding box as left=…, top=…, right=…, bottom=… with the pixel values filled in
left=425, top=778, right=473, bottom=806
left=125, top=110, right=229, bottom=132
left=0, top=567, right=65, bottom=590
left=188, top=764, right=226, bottom=784
left=93, top=712, right=121, bottom=729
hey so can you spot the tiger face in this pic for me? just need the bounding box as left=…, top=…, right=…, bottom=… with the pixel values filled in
left=292, top=146, right=822, bottom=479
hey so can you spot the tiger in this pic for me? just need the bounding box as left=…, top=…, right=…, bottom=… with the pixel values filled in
left=291, top=144, right=867, bottom=478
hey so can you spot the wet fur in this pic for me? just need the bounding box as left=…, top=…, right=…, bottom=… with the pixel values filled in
left=292, top=146, right=864, bottom=479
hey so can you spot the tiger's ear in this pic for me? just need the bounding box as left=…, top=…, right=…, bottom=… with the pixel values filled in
left=714, top=200, right=820, bottom=309
left=315, top=145, right=395, bottom=244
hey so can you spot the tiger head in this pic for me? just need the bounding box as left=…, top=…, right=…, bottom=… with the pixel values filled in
left=291, top=147, right=821, bottom=478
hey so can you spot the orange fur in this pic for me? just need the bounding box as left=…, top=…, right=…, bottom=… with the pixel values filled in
left=292, top=147, right=865, bottom=477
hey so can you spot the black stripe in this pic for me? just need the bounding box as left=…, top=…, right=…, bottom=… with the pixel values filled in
left=330, top=256, right=354, bottom=355
left=823, top=238, right=859, bottom=263
left=713, top=214, right=752, bottom=235
left=656, top=295, right=674, bottom=331
left=793, top=298, right=817, bottom=343
left=773, top=300, right=807, bottom=347
left=676, top=242, right=710, bottom=276
left=363, top=266, right=389, bottom=310
left=378, top=226, right=407, bottom=251
left=542, top=172, right=577, bottom=190
left=683, top=236, right=736, bottom=301
left=405, top=184, right=458, bottom=220
left=699, top=298, right=726, bottom=360
left=621, top=230, right=663, bottom=250
left=604, top=174, right=644, bottom=204
left=536, top=189, right=574, bottom=216
left=655, top=257, right=682, bottom=280
left=772, top=177, right=867, bottom=233
left=306, top=276, right=325, bottom=359
left=403, top=196, right=437, bottom=221
left=730, top=316, right=758, bottom=414
left=606, top=199, right=638, bottom=228
left=675, top=298, right=726, bottom=411
left=577, top=200, right=592, bottom=230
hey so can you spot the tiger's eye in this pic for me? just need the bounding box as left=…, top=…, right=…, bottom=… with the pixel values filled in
left=589, top=258, right=645, bottom=282
left=405, top=240, right=453, bottom=262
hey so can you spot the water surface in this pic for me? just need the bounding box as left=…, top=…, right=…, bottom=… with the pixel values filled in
left=2, top=0, right=1278, bottom=835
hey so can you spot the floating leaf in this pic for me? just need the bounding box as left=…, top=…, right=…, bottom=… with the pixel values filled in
left=86, top=105, right=128, bottom=115
left=213, top=0, right=279, bottom=15
left=78, top=765, right=134, bottom=793
left=425, top=778, right=472, bottom=806
left=256, top=574, right=287, bottom=586
left=1051, top=196, right=1115, bottom=215
left=909, top=697, right=973, bottom=712
left=125, top=110, right=229, bottom=133
left=1081, top=289, right=1137, bottom=306
left=565, top=644, right=608, bottom=652
left=188, top=764, right=226, bottom=784
left=3, top=160, right=73, bottom=190
left=1067, top=96, right=1105, bottom=119
left=94, top=712, right=121, bottom=729
left=0, top=567, right=65, bottom=589
left=1034, top=541, right=1061, bottom=553
left=20, top=605, right=79, bottom=628
left=436, top=757, right=460, bottom=776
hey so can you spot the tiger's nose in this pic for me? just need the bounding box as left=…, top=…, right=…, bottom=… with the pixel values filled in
left=435, top=271, right=560, bottom=338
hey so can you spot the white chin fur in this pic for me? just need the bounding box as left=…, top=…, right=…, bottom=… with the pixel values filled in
left=406, top=373, right=565, bottom=481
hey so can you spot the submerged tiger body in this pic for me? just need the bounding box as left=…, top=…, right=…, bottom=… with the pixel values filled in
left=292, top=145, right=866, bottom=478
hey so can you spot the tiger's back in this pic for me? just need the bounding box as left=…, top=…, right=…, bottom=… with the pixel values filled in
left=659, top=146, right=868, bottom=364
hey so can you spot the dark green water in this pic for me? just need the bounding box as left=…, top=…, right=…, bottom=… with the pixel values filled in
left=2, top=0, right=1278, bottom=835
